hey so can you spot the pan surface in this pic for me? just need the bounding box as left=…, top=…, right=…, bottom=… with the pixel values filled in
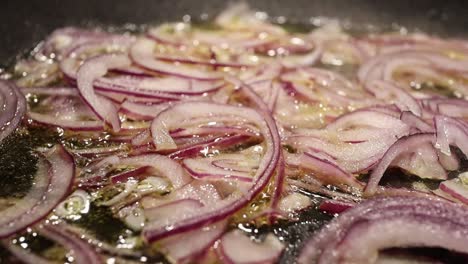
left=1, top=1, right=468, bottom=263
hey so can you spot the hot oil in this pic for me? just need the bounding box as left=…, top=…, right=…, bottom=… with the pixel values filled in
left=1, top=14, right=467, bottom=264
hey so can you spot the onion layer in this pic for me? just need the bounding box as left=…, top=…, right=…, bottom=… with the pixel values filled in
left=0, top=80, right=26, bottom=141
left=0, top=145, right=74, bottom=238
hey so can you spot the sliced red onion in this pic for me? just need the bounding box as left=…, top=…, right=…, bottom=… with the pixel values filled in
left=437, top=102, right=468, bottom=118
left=159, top=221, right=227, bottom=263
left=399, top=111, right=433, bottom=133
left=374, top=186, right=445, bottom=200
left=334, top=215, right=468, bottom=263
left=365, top=80, right=421, bottom=116
left=168, top=134, right=257, bottom=159
left=98, top=75, right=224, bottom=96
left=131, top=134, right=211, bottom=156
left=26, top=91, right=104, bottom=131
left=131, top=129, right=152, bottom=146
left=287, top=132, right=401, bottom=173
left=170, top=125, right=258, bottom=139
left=326, top=108, right=407, bottom=132
left=253, top=36, right=314, bottom=55
left=278, top=192, right=312, bottom=214
left=20, top=86, right=79, bottom=96
left=130, top=38, right=223, bottom=80
left=144, top=101, right=280, bottom=241
left=365, top=133, right=442, bottom=196
left=359, top=50, right=468, bottom=98
left=298, top=196, right=468, bottom=264
left=28, top=112, right=104, bottom=131
left=220, top=230, right=284, bottom=264
left=146, top=22, right=190, bottom=46
left=151, top=102, right=265, bottom=151
left=318, top=199, right=355, bottom=214
left=118, top=154, right=192, bottom=189
left=422, top=98, right=468, bottom=117
left=280, top=43, right=322, bottom=67
left=437, top=148, right=460, bottom=171
left=286, top=177, right=362, bottom=203
left=269, top=153, right=286, bottom=212
left=69, top=145, right=126, bottom=157
left=110, top=166, right=151, bottom=184
left=280, top=67, right=371, bottom=108
left=0, top=81, right=26, bottom=141
left=142, top=181, right=224, bottom=235
left=241, top=63, right=282, bottom=84
left=39, top=223, right=101, bottom=264
left=155, top=53, right=251, bottom=68
left=392, top=142, right=448, bottom=180
left=120, top=100, right=172, bottom=121
left=144, top=198, right=204, bottom=225
left=0, top=145, right=74, bottom=238
left=439, top=177, right=468, bottom=205
left=94, top=78, right=184, bottom=101
left=77, top=54, right=132, bottom=131
left=41, top=27, right=128, bottom=57
left=434, top=115, right=468, bottom=157
left=148, top=22, right=271, bottom=51
left=77, top=155, right=120, bottom=187
left=298, top=152, right=363, bottom=191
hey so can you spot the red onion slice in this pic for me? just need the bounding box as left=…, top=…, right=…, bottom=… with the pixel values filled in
left=20, top=87, right=79, bottom=96
left=98, top=75, right=224, bottom=96
left=28, top=112, right=103, bottom=131
left=69, top=145, right=126, bottom=157
left=151, top=102, right=266, bottom=151
left=298, top=196, right=468, bottom=264
left=399, top=111, right=433, bottom=133
left=365, top=133, right=441, bottom=196
left=220, top=230, right=284, bottom=264
left=77, top=54, right=132, bottom=131
left=391, top=142, right=448, bottom=180
left=335, top=216, right=468, bottom=263
left=120, top=100, right=172, bottom=121
left=278, top=192, right=312, bottom=214
left=130, top=39, right=223, bottom=80
left=25, top=91, right=104, bottom=131
left=318, top=199, right=354, bottom=214
left=1, top=241, right=50, bottom=264
left=434, top=115, right=468, bottom=157
left=287, top=133, right=401, bottom=173
left=439, top=177, right=468, bottom=205
left=159, top=221, right=227, bottom=263
left=144, top=199, right=204, bottom=226
left=182, top=154, right=258, bottom=182
left=0, top=81, right=26, bottom=141
left=365, top=80, right=421, bottom=116
left=110, top=166, right=151, bottom=184
left=298, top=152, right=363, bottom=191
left=144, top=101, right=280, bottom=242
left=167, top=134, right=255, bottom=159
left=118, top=154, right=191, bottom=189
left=0, top=145, right=74, bottom=238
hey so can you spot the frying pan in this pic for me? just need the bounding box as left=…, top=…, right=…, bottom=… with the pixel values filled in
left=1, top=0, right=468, bottom=263
left=2, top=0, right=468, bottom=68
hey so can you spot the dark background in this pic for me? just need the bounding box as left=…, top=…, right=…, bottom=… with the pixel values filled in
left=1, top=0, right=467, bottom=66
